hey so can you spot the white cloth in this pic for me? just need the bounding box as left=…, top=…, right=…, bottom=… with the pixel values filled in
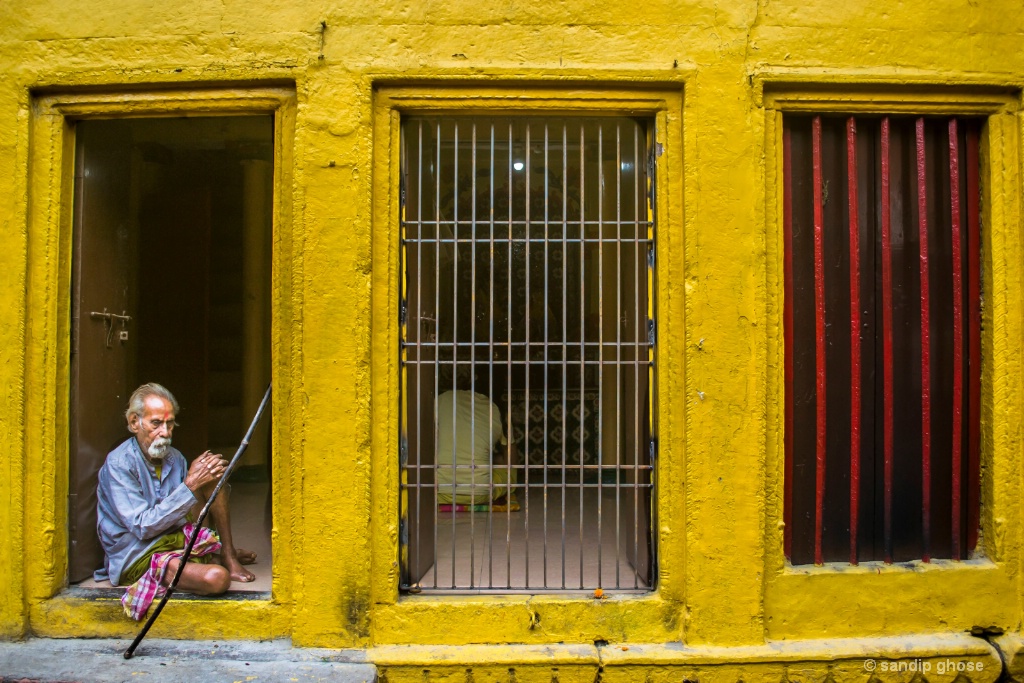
left=435, top=390, right=511, bottom=504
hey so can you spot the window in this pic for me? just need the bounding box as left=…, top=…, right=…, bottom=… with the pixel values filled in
left=784, top=114, right=982, bottom=565
left=400, top=116, right=655, bottom=592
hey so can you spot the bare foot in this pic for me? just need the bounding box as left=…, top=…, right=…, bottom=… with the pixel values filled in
left=216, top=554, right=256, bottom=582
left=229, top=567, right=256, bottom=582
left=235, top=548, right=257, bottom=565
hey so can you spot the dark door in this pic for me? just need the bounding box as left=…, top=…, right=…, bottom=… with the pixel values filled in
left=69, top=121, right=139, bottom=582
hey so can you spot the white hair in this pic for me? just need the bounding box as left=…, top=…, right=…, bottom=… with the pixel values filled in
left=125, top=382, right=180, bottom=429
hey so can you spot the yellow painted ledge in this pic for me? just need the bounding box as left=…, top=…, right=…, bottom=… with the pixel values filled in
left=371, top=634, right=1001, bottom=683
left=29, top=595, right=289, bottom=640
left=372, top=644, right=600, bottom=683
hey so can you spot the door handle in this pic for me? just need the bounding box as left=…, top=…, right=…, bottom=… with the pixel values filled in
left=89, top=309, right=132, bottom=348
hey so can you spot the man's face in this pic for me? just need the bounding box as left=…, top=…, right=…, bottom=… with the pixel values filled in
left=130, top=395, right=176, bottom=461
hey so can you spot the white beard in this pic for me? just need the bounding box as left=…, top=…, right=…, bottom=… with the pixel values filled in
left=147, top=437, right=172, bottom=460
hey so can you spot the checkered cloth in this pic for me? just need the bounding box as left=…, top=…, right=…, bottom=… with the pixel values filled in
left=121, top=523, right=222, bottom=620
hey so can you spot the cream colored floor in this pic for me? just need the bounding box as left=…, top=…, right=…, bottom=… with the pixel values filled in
left=75, top=481, right=272, bottom=593
left=76, top=482, right=649, bottom=594
left=416, top=486, right=650, bottom=592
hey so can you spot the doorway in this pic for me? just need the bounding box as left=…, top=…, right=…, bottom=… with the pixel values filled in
left=68, top=116, right=274, bottom=591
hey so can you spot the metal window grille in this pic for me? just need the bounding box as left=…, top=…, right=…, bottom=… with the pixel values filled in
left=784, top=114, right=983, bottom=565
left=400, top=116, right=656, bottom=593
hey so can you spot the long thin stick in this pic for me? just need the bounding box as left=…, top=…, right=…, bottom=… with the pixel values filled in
left=124, top=384, right=272, bottom=659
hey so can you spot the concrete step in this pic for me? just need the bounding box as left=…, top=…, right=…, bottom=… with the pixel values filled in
left=0, top=638, right=376, bottom=683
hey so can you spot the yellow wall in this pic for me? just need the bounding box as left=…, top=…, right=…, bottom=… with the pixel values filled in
left=2, top=0, right=1023, bottom=679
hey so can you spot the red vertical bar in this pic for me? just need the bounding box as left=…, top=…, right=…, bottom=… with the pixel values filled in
left=881, top=118, right=894, bottom=564
left=812, top=116, right=826, bottom=565
left=783, top=124, right=795, bottom=561
left=948, top=118, right=963, bottom=561
left=846, top=118, right=861, bottom=565
left=966, top=125, right=981, bottom=554
left=916, top=118, right=932, bottom=563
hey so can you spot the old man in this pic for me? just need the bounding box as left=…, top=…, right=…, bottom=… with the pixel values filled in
left=94, top=382, right=255, bottom=595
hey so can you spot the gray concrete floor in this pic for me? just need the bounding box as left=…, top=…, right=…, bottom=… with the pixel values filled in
left=0, top=638, right=375, bottom=683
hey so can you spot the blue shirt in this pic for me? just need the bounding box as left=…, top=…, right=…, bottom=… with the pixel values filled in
left=94, top=437, right=197, bottom=585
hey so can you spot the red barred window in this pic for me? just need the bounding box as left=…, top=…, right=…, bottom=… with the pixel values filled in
left=784, top=115, right=982, bottom=565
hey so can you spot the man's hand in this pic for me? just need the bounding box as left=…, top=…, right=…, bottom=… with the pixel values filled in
left=184, top=450, right=227, bottom=493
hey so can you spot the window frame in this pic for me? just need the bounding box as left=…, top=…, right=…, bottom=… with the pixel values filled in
left=762, top=83, right=1022, bottom=639
left=23, top=86, right=296, bottom=638
left=370, top=84, right=684, bottom=643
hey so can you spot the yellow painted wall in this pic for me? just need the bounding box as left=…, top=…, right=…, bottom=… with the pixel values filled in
left=1, top=0, right=1023, bottom=677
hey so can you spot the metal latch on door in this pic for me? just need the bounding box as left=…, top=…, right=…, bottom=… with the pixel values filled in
left=89, top=309, right=132, bottom=348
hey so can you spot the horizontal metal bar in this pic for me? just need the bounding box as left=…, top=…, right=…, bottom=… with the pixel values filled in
left=403, top=588, right=652, bottom=596
left=402, top=472, right=653, bottom=478
left=400, top=222, right=653, bottom=228
left=404, top=361, right=650, bottom=368
left=400, top=343, right=652, bottom=350
left=402, top=237, right=653, bottom=245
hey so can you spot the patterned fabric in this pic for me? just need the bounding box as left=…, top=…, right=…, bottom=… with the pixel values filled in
left=121, top=523, right=221, bottom=621
left=506, top=390, right=599, bottom=468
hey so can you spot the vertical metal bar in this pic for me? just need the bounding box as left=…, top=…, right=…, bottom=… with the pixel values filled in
left=542, top=121, right=550, bottom=588
left=965, top=124, right=981, bottom=555
left=597, top=122, right=605, bottom=585
left=633, top=122, right=642, bottom=588
left=506, top=121, right=514, bottom=587
left=846, top=117, right=861, bottom=565
left=578, top=123, right=586, bottom=589
left=614, top=122, right=623, bottom=587
left=524, top=122, right=531, bottom=587
left=449, top=120, right=460, bottom=588
left=433, top=120, right=443, bottom=588
left=487, top=122, right=496, bottom=588
left=881, top=117, right=895, bottom=564
left=783, top=122, right=795, bottom=561
left=916, top=117, right=932, bottom=563
left=948, top=117, right=963, bottom=561
left=811, top=115, right=826, bottom=566
left=561, top=123, right=569, bottom=590
left=469, top=122, right=478, bottom=587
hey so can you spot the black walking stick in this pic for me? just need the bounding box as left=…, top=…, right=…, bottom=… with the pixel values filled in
left=124, top=384, right=272, bottom=659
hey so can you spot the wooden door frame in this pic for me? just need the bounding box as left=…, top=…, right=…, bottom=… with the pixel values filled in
left=23, top=85, right=296, bottom=637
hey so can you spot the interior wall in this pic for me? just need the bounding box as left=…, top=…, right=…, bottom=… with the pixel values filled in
left=130, top=117, right=274, bottom=468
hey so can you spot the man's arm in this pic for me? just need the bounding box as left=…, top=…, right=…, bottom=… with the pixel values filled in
left=99, top=461, right=197, bottom=542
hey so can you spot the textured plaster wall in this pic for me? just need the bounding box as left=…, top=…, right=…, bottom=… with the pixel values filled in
left=0, top=0, right=1022, bottom=666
